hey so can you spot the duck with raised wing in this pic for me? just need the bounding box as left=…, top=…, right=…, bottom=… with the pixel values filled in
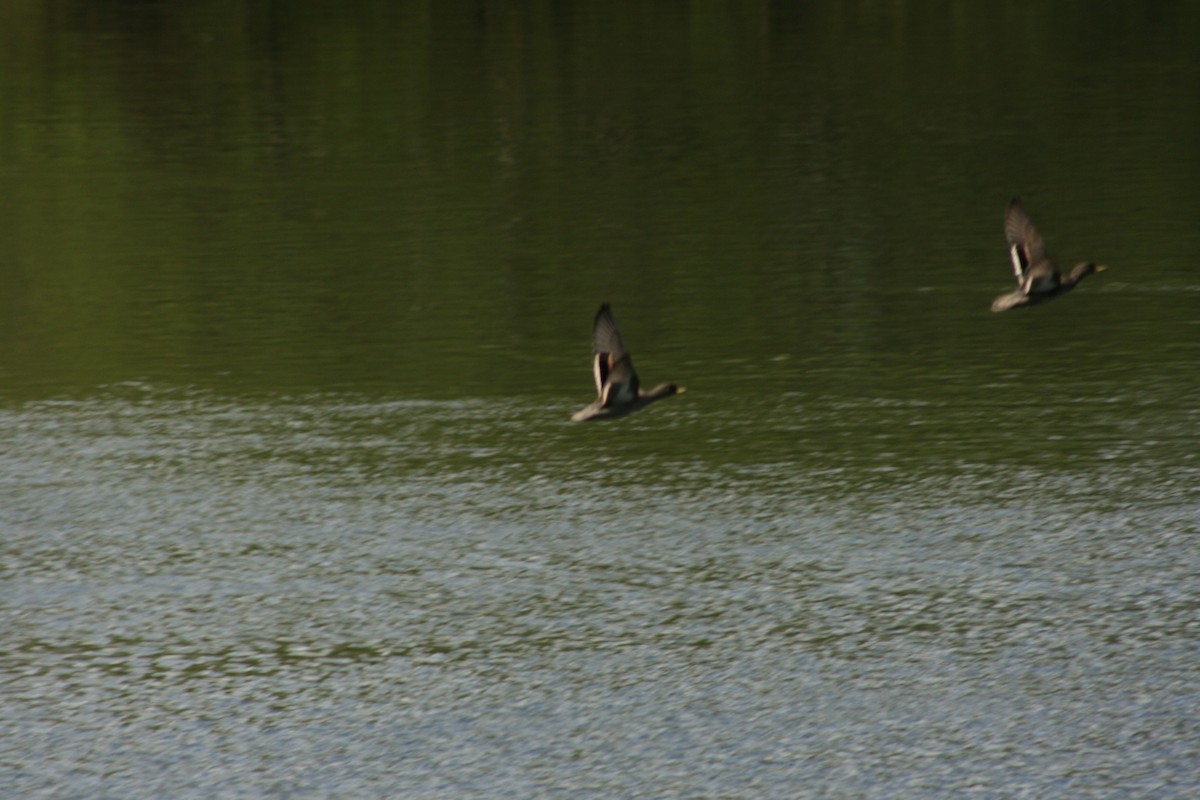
left=570, top=303, right=683, bottom=422
left=991, top=197, right=1104, bottom=312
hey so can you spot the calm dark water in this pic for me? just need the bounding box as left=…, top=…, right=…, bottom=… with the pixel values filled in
left=2, top=2, right=1199, bottom=798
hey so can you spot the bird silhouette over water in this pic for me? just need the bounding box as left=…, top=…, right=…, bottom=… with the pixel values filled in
left=570, top=303, right=683, bottom=422
left=991, top=197, right=1105, bottom=312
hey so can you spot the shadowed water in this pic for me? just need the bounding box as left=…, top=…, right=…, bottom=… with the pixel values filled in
left=3, top=2, right=1200, bottom=797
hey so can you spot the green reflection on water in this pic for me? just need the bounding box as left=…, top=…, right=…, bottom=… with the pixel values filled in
left=1, top=0, right=1197, bottom=425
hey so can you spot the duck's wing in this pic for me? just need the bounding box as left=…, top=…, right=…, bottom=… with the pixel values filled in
left=1004, top=198, right=1048, bottom=285
left=592, top=304, right=626, bottom=359
left=589, top=304, right=639, bottom=404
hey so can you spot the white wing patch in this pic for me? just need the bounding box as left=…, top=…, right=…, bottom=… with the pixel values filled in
left=591, top=353, right=605, bottom=397
left=1009, top=244, right=1026, bottom=282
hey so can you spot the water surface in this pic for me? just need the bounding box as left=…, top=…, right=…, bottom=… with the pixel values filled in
left=2, top=2, right=1199, bottom=797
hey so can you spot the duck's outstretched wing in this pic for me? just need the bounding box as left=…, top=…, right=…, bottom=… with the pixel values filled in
left=1004, top=198, right=1047, bottom=285
left=589, top=304, right=639, bottom=404
left=592, top=304, right=625, bottom=358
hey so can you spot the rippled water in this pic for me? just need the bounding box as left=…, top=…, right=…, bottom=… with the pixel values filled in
left=4, top=1, right=1200, bottom=796
left=4, top=386, right=1198, bottom=798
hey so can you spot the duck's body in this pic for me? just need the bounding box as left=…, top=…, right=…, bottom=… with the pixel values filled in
left=570, top=304, right=682, bottom=423
left=991, top=198, right=1103, bottom=312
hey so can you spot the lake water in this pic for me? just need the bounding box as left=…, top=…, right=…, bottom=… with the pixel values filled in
left=3, top=2, right=1199, bottom=798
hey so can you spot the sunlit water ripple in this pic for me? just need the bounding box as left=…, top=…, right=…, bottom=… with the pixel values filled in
left=2, top=387, right=1197, bottom=798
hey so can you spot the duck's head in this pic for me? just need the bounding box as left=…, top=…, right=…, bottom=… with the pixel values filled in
left=647, top=382, right=684, bottom=399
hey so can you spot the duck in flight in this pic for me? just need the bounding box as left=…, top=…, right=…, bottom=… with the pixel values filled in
left=991, top=197, right=1105, bottom=312
left=570, top=303, right=683, bottom=422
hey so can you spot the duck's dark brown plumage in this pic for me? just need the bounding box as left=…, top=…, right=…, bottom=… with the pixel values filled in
left=570, top=303, right=683, bottom=422
left=991, top=197, right=1104, bottom=312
